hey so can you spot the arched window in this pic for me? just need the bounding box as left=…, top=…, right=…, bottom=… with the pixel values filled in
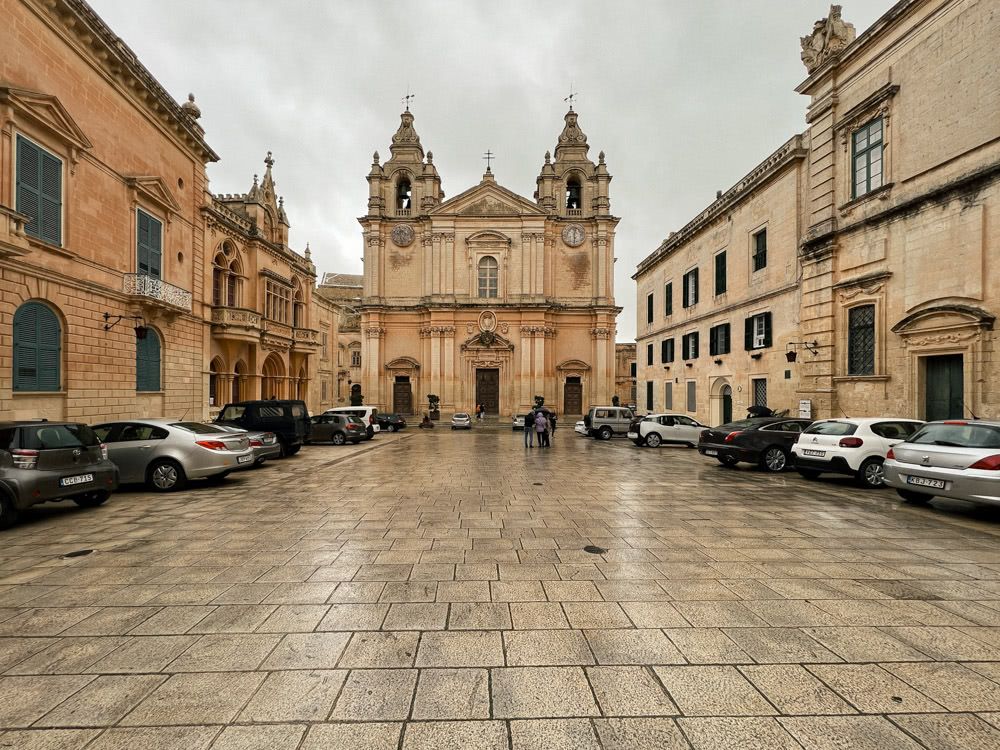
left=566, top=176, right=582, bottom=210
left=13, top=301, right=61, bottom=391
left=212, top=253, right=226, bottom=306
left=478, top=256, right=498, bottom=298
left=227, top=257, right=242, bottom=307
left=396, top=177, right=411, bottom=210
left=136, top=328, right=162, bottom=392
left=209, top=357, right=225, bottom=406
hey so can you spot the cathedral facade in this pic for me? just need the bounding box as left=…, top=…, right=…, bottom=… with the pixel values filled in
left=358, top=109, right=620, bottom=417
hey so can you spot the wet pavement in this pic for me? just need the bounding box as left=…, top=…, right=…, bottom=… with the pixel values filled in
left=2, top=422, right=1000, bottom=749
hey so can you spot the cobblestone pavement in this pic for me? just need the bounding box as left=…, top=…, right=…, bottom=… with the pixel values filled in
left=2, top=423, right=1000, bottom=749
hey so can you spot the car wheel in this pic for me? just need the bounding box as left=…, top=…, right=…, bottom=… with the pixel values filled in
left=645, top=433, right=662, bottom=448
left=73, top=490, right=110, bottom=508
left=717, top=456, right=738, bottom=467
left=286, top=444, right=301, bottom=456
left=332, top=432, right=346, bottom=446
left=599, top=426, right=614, bottom=441
left=761, top=446, right=788, bottom=472
left=857, top=457, right=885, bottom=489
left=797, top=469, right=821, bottom=480
left=148, top=459, right=187, bottom=492
left=897, top=489, right=932, bottom=504
left=0, top=492, right=21, bottom=530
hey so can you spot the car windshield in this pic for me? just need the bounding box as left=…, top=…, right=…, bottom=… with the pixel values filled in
left=909, top=423, right=1000, bottom=449
left=21, top=424, right=99, bottom=449
left=218, top=406, right=245, bottom=421
left=803, top=421, right=858, bottom=436
left=170, top=422, right=228, bottom=435
left=455, top=414, right=470, bottom=419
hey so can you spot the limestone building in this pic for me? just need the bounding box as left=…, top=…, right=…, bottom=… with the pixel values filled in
left=206, top=153, right=320, bottom=409
left=635, top=0, right=998, bottom=424
left=358, top=108, right=620, bottom=417
left=315, top=273, right=364, bottom=408
left=1, top=0, right=216, bottom=422
left=614, top=343, right=637, bottom=407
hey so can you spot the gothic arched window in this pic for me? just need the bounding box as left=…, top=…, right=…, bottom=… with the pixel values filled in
left=478, top=256, right=498, bottom=298
left=566, top=176, right=582, bottom=210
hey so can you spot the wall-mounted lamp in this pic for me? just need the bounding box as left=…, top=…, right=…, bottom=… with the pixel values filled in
left=713, top=358, right=723, bottom=365
left=785, top=340, right=820, bottom=362
left=103, top=312, right=147, bottom=338
left=685, top=362, right=693, bottom=368
left=750, top=352, right=763, bottom=360
left=662, top=365, right=670, bottom=371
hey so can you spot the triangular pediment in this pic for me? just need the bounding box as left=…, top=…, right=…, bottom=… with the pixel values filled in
left=431, top=180, right=547, bottom=217
left=0, top=86, right=93, bottom=151
left=126, top=176, right=181, bottom=215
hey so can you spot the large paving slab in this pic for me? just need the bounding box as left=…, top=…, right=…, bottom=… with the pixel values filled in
left=1, top=426, right=999, bottom=747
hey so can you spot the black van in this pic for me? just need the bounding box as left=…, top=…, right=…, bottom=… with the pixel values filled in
left=215, top=400, right=310, bottom=457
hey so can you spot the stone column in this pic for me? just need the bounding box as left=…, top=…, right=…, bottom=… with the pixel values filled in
left=443, top=327, right=456, bottom=409
left=520, top=326, right=534, bottom=407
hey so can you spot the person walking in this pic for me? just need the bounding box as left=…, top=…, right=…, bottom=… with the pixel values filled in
left=523, top=410, right=534, bottom=448
left=549, top=412, right=557, bottom=444
left=535, top=410, right=549, bottom=448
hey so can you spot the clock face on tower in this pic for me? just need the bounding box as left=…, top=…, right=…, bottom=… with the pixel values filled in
left=562, top=223, right=586, bottom=247
left=391, top=224, right=415, bottom=247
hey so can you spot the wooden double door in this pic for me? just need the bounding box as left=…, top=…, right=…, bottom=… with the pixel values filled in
left=563, top=379, right=583, bottom=415
left=393, top=379, right=413, bottom=415
left=475, top=368, right=499, bottom=414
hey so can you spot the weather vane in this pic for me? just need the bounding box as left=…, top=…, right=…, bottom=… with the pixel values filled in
left=402, top=88, right=415, bottom=112
left=564, top=84, right=578, bottom=111
left=483, top=150, right=494, bottom=172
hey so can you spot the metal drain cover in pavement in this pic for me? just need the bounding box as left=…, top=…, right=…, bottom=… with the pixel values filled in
left=583, top=545, right=607, bottom=555
left=61, top=549, right=95, bottom=559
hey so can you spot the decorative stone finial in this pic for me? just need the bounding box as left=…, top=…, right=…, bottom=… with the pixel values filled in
left=800, top=5, right=856, bottom=73
left=304, top=242, right=311, bottom=259
left=427, top=150, right=433, bottom=164
left=264, top=151, right=274, bottom=170
left=373, top=151, right=380, bottom=164
left=180, top=93, right=201, bottom=119
left=279, top=196, right=284, bottom=208
left=544, top=150, right=551, bottom=164
left=598, top=151, right=605, bottom=165
left=253, top=174, right=258, bottom=186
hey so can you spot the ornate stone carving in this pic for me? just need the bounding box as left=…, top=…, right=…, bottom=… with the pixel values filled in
left=459, top=197, right=519, bottom=216
left=590, top=327, right=612, bottom=339
left=364, top=326, right=385, bottom=338
left=838, top=283, right=884, bottom=302
left=479, top=310, right=497, bottom=332
left=478, top=331, right=497, bottom=347
left=391, top=223, right=415, bottom=247
left=562, top=224, right=586, bottom=247
left=800, top=5, right=856, bottom=73
left=366, top=235, right=384, bottom=248
left=558, top=111, right=588, bottom=146
left=499, top=322, right=509, bottom=334
left=900, top=331, right=979, bottom=349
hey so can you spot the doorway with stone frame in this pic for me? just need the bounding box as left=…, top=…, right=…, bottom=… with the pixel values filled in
left=475, top=368, right=500, bottom=415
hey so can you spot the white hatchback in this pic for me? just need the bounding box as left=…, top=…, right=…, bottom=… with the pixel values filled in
left=791, top=418, right=924, bottom=488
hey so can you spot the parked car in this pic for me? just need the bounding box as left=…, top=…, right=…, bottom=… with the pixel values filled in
left=376, top=413, right=407, bottom=432
left=211, top=423, right=280, bottom=466
left=325, top=407, right=380, bottom=440
left=698, top=417, right=814, bottom=472
left=512, top=413, right=531, bottom=431
left=629, top=413, right=708, bottom=448
left=584, top=406, right=635, bottom=440
left=791, top=418, right=924, bottom=488
left=215, top=400, right=310, bottom=457
left=93, top=420, right=255, bottom=491
left=308, top=413, right=365, bottom=445
left=452, top=413, right=473, bottom=430
left=0, top=421, right=119, bottom=528
left=884, top=419, right=1000, bottom=507
left=574, top=420, right=588, bottom=436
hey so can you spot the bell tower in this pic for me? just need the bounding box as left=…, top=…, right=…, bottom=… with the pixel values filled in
left=366, top=109, right=442, bottom=219
left=535, top=108, right=611, bottom=219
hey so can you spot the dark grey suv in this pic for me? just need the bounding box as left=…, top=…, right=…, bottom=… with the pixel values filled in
left=0, top=421, right=119, bottom=529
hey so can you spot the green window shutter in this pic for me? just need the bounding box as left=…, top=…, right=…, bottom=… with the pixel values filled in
left=13, top=302, right=61, bottom=392
left=691, top=268, right=699, bottom=305
left=665, top=283, right=672, bottom=316
left=721, top=324, right=730, bottom=354
left=715, top=252, right=726, bottom=295
left=692, top=332, right=699, bottom=359
left=39, top=150, right=62, bottom=245
left=136, top=331, right=162, bottom=392
left=137, top=210, right=163, bottom=279
left=709, top=327, right=718, bottom=356
left=16, top=136, right=42, bottom=240
left=763, top=313, right=773, bottom=348
left=744, top=317, right=754, bottom=350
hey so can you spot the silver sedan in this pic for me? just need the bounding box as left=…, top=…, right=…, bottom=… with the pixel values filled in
left=211, top=423, right=281, bottom=465
left=884, top=419, right=1000, bottom=507
left=93, top=419, right=255, bottom=491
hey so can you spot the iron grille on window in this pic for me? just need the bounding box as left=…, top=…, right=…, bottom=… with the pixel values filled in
left=848, top=305, right=876, bottom=375
left=752, top=378, right=767, bottom=407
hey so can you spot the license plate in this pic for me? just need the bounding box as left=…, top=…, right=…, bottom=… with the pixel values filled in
left=802, top=449, right=825, bottom=457
left=627, top=432, right=638, bottom=439
left=907, top=475, right=945, bottom=489
left=60, top=473, right=93, bottom=487
left=704, top=449, right=718, bottom=456
left=237, top=454, right=254, bottom=464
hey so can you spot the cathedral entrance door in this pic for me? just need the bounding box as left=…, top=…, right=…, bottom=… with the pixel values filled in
left=563, top=377, right=583, bottom=415
left=393, top=377, right=413, bottom=415
left=475, top=368, right=500, bottom=415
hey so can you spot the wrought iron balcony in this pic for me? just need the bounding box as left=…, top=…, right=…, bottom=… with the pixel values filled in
left=123, top=273, right=192, bottom=312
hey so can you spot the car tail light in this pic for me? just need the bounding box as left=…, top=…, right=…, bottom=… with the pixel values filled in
left=249, top=438, right=263, bottom=447
left=839, top=437, right=864, bottom=448
left=723, top=431, right=743, bottom=443
left=886, top=448, right=895, bottom=460
left=195, top=440, right=228, bottom=451
left=969, top=454, right=1000, bottom=471
left=11, top=449, right=39, bottom=469
left=100, top=443, right=108, bottom=460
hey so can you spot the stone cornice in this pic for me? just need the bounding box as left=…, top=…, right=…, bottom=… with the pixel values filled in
left=633, top=134, right=807, bottom=279
left=30, top=0, right=219, bottom=162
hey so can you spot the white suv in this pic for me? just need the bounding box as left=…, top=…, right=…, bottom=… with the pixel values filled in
left=791, top=418, right=924, bottom=488
left=629, top=413, right=707, bottom=448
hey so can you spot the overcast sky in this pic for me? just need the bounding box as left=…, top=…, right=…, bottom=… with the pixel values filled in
left=91, top=0, right=886, bottom=341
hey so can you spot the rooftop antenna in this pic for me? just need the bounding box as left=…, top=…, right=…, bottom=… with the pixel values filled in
left=482, top=149, right=494, bottom=173
left=564, top=84, right=578, bottom=112
left=402, top=87, right=415, bottom=112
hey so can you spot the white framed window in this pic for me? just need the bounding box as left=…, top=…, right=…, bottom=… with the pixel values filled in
left=754, top=315, right=766, bottom=348
left=478, top=256, right=498, bottom=298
